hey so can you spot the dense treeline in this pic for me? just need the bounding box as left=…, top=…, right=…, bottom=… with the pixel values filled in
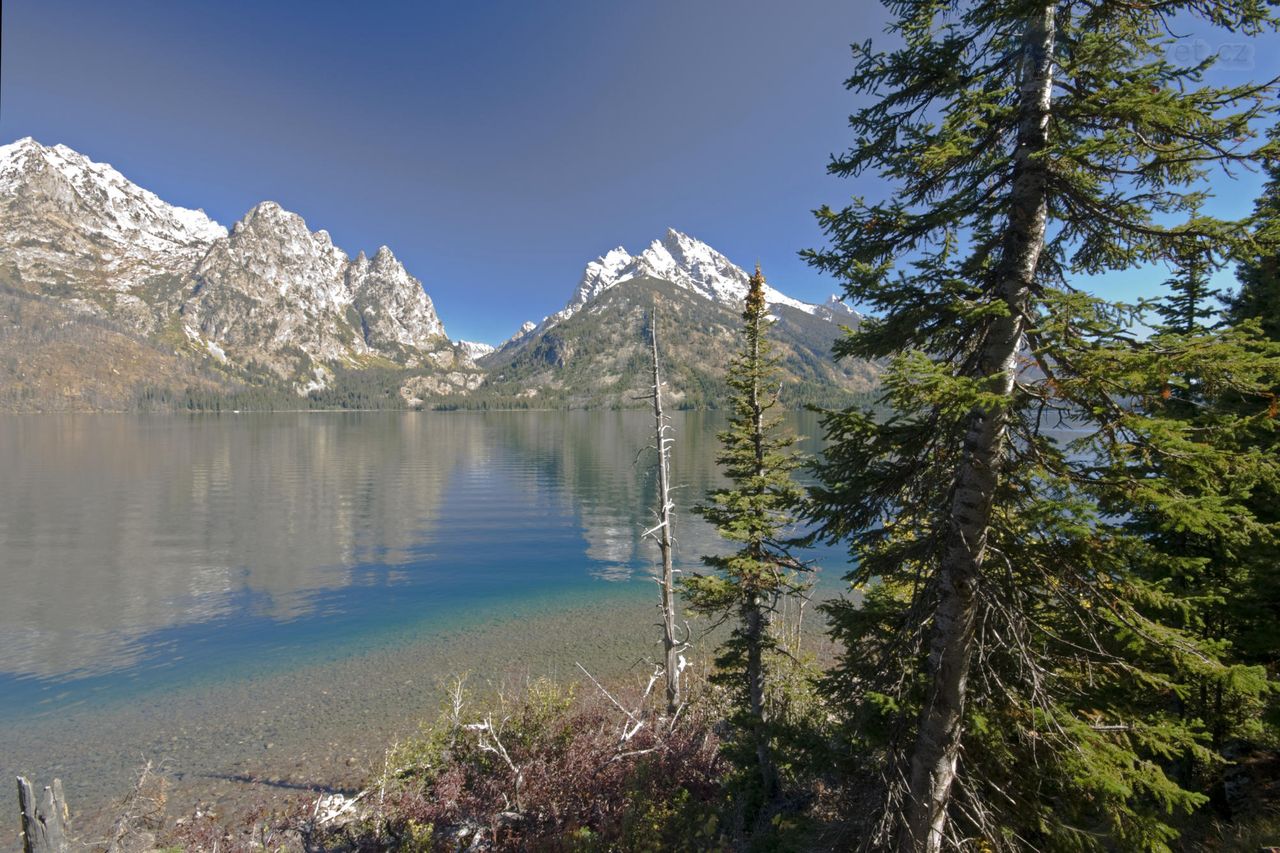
left=129, top=369, right=873, bottom=413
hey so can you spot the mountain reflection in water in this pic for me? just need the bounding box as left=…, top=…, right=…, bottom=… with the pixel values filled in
left=0, top=411, right=839, bottom=695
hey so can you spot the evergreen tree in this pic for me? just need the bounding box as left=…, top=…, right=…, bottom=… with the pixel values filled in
left=1230, top=122, right=1280, bottom=341
left=803, top=1, right=1277, bottom=848
left=1093, top=241, right=1280, bottom=817
left=1218, top=125, right=1280, bottom=741
left=1153, top=226, right=1222, bottom=335
left=685, top=265, right=808, bottom=808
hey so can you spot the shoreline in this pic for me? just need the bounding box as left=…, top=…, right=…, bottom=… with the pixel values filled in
left=3, top=584, right=840, bottom=850
left=1, top=589, right=693, bottom=848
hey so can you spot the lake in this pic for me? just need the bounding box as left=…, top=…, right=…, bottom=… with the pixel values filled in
left=0, top=411, right=850, bottom=833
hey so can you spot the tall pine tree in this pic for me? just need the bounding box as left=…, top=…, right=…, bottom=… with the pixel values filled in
left=685, top=265, right=807, bottom=809
left=1219, top=121, right=1280, bottom=741
left=803, top=1, right=1278, bottom=848
left=1230, top=121, right=1280, bottom=341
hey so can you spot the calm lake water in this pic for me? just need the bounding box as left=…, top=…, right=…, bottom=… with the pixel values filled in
left=0, top=411, right=849, bottom=829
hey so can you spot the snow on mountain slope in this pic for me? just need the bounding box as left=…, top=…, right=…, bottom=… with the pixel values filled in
left=546, top=228, right=836, bottom=331
left=1, top=138, right=456, bottom=392
left=493, top=320, right=539, bottom=354
left=0, top=136, right=226, bottom=275
left=455, top=339, right=496, bottom=359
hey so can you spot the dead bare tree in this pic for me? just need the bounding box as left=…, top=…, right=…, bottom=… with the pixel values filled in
left=16, top=776, right=71, bottom=853
left=642, top=305, right=684, bottom=715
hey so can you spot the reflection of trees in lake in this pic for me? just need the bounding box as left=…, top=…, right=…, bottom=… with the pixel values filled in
left=493, top=411, right=830, bottom=582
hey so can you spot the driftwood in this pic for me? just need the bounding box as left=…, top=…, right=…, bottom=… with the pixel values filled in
left=16, top=776, right=71, bottom=853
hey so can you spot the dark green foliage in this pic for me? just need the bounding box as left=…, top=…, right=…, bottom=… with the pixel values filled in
left=1153, top=228, right=1223, bottom=335
left=1230, top=122, right=1280, bottom=342
left=684, top=267, right=810, bottom=813
left=803, top=0, right=1279, bottom=848
left=1217, top=125, right=1280, bottom=747
left=134, top=366, right=426, bottom=412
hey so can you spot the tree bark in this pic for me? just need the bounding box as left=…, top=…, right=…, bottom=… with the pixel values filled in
left=745, top=304, right=777, bottom=799
left=899, top=6, right=1056, bottom=851
left=17, top=776, right=72, bottom=853
left=650, top=307, right=682, bottom=715
left=745, top=593, right=776, bottom=799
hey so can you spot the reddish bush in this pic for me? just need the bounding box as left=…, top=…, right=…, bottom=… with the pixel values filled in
left=358, top=677, right=728, bottom=850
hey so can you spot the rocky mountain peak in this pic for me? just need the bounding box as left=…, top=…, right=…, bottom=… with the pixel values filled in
left=370, top=244, right=401, bottom=270
left=234, top=201, right=323, bottom=242
left=210, top=202, right=348, bottom=297
left=0, top=137, right=47, bottom=173
left=348, top=243, right=446, bottom=348
left=550, top=246, right=634, bottom=324
left=631, top=228, right=749, bottom=303
left=495, top=320, right=539, bottom=353
left=545, top=228, right=821, bottom=330
left=455, top=339, right=496, bottom=360
left=0, top=137, right=226, bottom=281
left=0, top=137, right=482, bottom=405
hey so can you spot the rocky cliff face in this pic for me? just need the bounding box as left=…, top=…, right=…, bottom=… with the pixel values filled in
left=181, top=201, right=450, bottom=380
left=0, top=138, right=474, bottom=408
left=0, top=137, right=226, bottom=292
left=348, top=246, right=447, bottom=351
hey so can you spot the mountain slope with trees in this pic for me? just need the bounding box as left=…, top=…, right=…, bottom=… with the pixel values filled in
left=480, top=235, right=878, bottom=409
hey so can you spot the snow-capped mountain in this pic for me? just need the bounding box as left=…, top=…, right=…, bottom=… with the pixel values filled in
left=816, top=294, right=860, bottom=322
left=0, top=137, right=226, bottom=294
left=0, top=138, right=476, bottom=409
left=0, top=137, right=226, bottom=250
left=184, top=200, right=449, bottom=371
left=455, top=339, right=496, bottom=359
left=0, top=137, right=871, bottom=412
left=544, top=228, right=829, bottom=331
left=482, top=230, right=876, bottom=407
left=493, top=320, right=538, bottom=354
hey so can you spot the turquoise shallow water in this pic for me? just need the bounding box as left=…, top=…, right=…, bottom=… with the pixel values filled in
left=0, top=411, right=851, bottom=830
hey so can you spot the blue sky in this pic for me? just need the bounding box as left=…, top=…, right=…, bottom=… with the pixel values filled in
left=2, top=1, right=1277, bottom=343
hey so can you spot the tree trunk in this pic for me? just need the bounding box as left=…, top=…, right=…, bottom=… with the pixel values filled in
left=650, top=307, right=682, bottom=715
left=899, top=6, right=1056, bottom=851
left=745, top=306, right=777, bottom=799
left=745, top=593, right=777, bottom=799
left=16, top=777, right=72, bottom=853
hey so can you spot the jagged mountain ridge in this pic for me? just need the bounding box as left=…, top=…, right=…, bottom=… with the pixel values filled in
left=482, top=234, right=876, bottom=408
left=0, top=138, right=227, bottom=281
left=0, top=138, right=479, bottom=409
left=0, top=137, right=872, bottom=411
left=455, top=339, right=496, bottom=359
left=503, top=228, right=841, bottom=349
left=181, top=199, right=452, bottom=379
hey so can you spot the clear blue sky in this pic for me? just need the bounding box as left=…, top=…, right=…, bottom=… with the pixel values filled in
left=2, top=1, right=1276, bottom=343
